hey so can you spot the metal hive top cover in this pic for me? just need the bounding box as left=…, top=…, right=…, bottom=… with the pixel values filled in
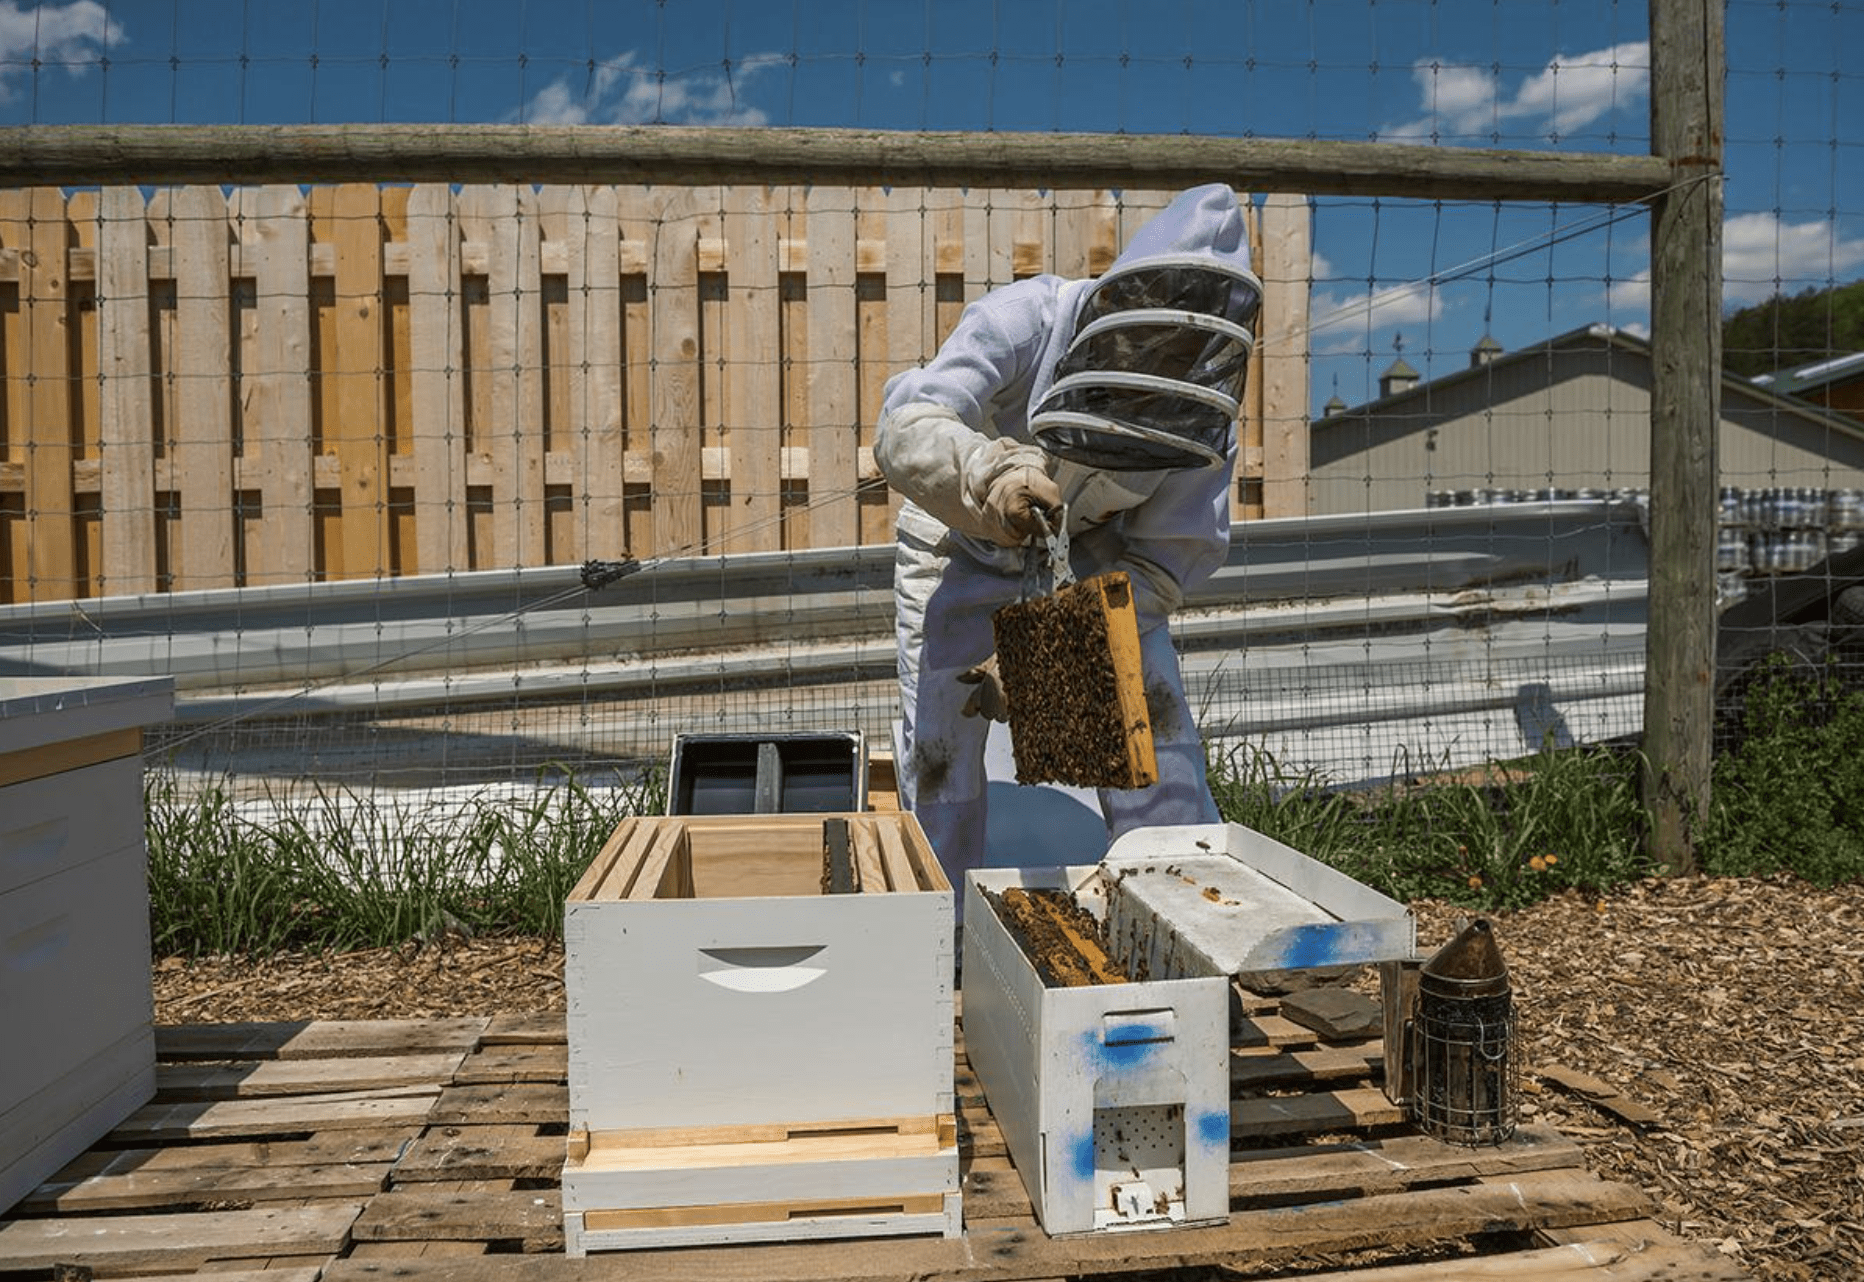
left=1096, top=822, right=1415, bottom=977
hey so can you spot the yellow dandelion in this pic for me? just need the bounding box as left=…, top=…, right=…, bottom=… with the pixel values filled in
left=1545, top=853, right=1559, bottom=866
left=1467, top=874, right=1483, bottom=889
left=1529, top=855, right=1547, bottom=872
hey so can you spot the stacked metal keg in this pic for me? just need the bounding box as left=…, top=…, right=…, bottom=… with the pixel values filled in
left=1424, top=484, right=1864, bottom=580
left=1423, top=487, right=1610, bottom=507
left=1721, top=486, right=1864, bottom=576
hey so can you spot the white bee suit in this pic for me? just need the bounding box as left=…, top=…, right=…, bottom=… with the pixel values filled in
left=876, top=183, right=1261, bottom=893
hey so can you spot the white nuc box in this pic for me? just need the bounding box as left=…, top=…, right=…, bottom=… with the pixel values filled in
left=962, top=822, right=1414, bottom=1237
left=559, top=811, right=960, bottom=1254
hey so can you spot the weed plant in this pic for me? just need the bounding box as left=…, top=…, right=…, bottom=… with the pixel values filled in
left=1207, top=740, right=1654, bottom=911
left=146, top=766, right=662, bottom=957
left=1704, top=653, right=1864, bottom=884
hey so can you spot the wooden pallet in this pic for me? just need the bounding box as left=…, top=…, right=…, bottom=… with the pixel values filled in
left=0, top=993, right=1754, bottom=1281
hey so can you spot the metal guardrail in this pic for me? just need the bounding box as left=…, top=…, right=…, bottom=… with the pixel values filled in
left=2, top=501, right=1653, bottom=789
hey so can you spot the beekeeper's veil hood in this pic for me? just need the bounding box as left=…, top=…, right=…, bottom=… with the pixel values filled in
left=1030, top=183, right=1261, bottom=470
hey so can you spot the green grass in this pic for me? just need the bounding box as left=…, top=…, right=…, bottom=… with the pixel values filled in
left=145, top=765, right=663, bottom=957
left=1206, top=739, right=1655, bottom=911
left=142, top=657, right=1860, bottom=956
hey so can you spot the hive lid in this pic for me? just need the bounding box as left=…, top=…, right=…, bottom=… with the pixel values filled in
left=1095, top=822, right=1416, bottom=977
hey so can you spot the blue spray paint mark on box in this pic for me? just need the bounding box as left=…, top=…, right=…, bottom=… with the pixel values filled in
left=1275, top=923, right=1343, bottom=969
left=1088, top=1025, right=1162, bottom=1069
left=1194, top=1108, right=1230, bottom=1148
left=1070, top=1131, right=1097, bottom=1180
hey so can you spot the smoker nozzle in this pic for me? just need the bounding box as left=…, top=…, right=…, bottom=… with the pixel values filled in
left=1419, top=916, right=1510, bottom=998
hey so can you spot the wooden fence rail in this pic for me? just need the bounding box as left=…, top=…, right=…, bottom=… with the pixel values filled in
left=0, top=184, right=1307, bottom=605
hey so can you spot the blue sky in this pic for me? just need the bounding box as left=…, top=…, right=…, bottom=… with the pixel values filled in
left=2, top=0, right=1859, bottom=413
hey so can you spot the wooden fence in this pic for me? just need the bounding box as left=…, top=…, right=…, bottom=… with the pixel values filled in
left=0, top=184, right=1309, bottom=604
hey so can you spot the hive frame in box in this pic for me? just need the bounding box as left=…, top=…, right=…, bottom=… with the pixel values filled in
left=961, top=822, right=1415, bottom=1238
left=561, top=812, right=959, bottom=1253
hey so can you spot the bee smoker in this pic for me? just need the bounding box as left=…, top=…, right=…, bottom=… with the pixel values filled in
left=1409, top=918, right=1518, bottom=1145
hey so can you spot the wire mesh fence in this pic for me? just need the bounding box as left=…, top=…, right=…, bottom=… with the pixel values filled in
left=0, top=0, right=1858, bottom=854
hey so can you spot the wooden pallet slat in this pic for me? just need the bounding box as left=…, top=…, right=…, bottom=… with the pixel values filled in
left=24, top=1155, right=393, bottom=1213
left=112, top=1089, right=439, bottom=1142
left=350, top=1185, right=563, bottom=1248
left=0, top=1005, right=1761, bottom=1282
left=155, top=1052, right=468, bottom=1100
left=155, top=1017, right=490, bottom=1061
left=0, top=1201, right=363, bottom=1275
left=325, top=182, right=390, bottom=581
left=392, top=1123, right=565, bottom=1184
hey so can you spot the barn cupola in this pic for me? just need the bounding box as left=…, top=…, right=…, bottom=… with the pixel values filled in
left=1379, top=355, right=1419, bottom=398
left=1470, top=333, right=1503, bottom=367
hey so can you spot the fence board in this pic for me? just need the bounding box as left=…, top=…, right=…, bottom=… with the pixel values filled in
left=169, top=185, right=236, bottom=590
left=648, top=185, right=703, bottom=558
left=7, top=189, right=78, bottom=600
left=0, top=183, right=1297, bottom=604
left=537, top=184, right=582, bottom=563
left=405, top=183, right=468, bottom=576
left=96, top=185, right=158, bottom=596
left=806, top=186, right=859, bottom=549
left=246, top=185, right=315, bottom=584
left=724, top=184, right=781, bottom=554
left=324, top=184, right=389, bottom=582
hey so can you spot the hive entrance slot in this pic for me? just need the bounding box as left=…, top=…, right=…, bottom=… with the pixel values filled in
left=1091, top=1103, right=1186, bottom=1230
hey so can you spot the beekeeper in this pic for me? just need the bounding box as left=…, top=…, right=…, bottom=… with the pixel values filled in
left=875, top=182, right=1261, bottom=892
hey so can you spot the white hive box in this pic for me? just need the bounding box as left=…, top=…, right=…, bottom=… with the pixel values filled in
left=962, top=822, right=1415, bottom=1238
left=961, top=865, right=1233, bottom=1237
left=0, top=675, right=175, bottom=1215
left=561, top=811, right=959, bottom=1253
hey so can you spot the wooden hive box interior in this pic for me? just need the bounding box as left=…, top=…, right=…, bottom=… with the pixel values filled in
left=570, top=814, right=948, bottom=903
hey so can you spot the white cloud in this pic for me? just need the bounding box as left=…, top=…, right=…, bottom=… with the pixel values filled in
left=1604, top=213, right=1864, bottom=314
left=1305, top=252, right=1444, bottom=353
left=1605, top=267, right=1651, bottom=315
left=1382, top=40, right=1648, bottom=143
left=1722, top=211, right=1864, bottom=306
left=518, top=50, right=780, bottom=127
left=0, top=1, right=123, bottom=102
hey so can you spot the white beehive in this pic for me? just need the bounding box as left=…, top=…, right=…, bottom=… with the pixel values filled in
left=962, top=822, right=1415, bottom=1238
left=560, top=811, right=959, bottom=1253
left=0, top=675, right=174, bottom=1216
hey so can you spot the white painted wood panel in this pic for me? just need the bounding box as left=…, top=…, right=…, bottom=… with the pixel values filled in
left=0, top=757, right=143, bottom=896
left=0, top=844, right=154, bottom=1111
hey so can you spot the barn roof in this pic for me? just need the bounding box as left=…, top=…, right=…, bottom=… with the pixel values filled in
left=1749, top=349, right=1864, bottom=398
left=1312, top=322, right=1864, bottom=443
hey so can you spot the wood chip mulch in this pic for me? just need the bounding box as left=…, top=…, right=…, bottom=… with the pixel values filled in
left=153, top=874, right=1864, bottom=1282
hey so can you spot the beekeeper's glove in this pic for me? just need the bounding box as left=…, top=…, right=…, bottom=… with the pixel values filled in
left=957, top=654, right=1010, bottom=722
left=978, top=465, right=1063, bottom=548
